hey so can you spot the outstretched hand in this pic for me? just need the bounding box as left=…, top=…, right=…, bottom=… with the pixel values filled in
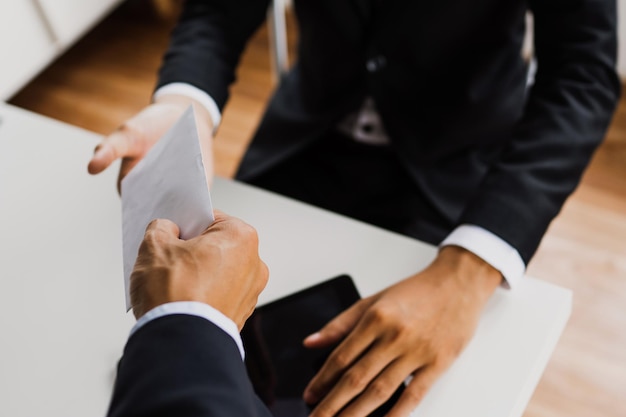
left=87, top=95, right=214, bottom=192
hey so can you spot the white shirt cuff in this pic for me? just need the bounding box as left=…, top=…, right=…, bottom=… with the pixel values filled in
left=440, top=224, right=526, bottom=289
left=130, top=301, right=244, bottom=360
left=154, top=83, right=222, bottom=133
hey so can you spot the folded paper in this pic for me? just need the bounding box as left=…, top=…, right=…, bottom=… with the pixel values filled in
left=121, top=106, right=214, bottom=310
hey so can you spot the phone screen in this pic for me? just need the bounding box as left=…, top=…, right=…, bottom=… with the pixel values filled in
left=241, top=275, right=404, bottom=417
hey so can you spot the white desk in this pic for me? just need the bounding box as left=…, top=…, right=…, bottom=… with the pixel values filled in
left=0, top=103, right=572, bottom=417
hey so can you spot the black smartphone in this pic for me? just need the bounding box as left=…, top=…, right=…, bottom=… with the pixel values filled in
left=241, top=275, right=404, bottom=417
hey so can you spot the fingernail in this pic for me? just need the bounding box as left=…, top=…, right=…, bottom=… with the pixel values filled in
left=304, top=332, right=321, bottom=344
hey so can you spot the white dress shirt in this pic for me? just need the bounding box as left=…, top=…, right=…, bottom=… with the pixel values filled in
left=144, top=84, right=526, bottom=349
left=131, top=301, right=245, bottom=360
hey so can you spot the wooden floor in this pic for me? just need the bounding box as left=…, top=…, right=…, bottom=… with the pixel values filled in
left=9, top=2, right=626, bottom=416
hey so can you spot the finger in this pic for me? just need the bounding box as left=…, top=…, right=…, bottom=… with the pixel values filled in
left=304, top=299, right=371, bottom=349
left=144, top=218, right=181, bottom=244
left=386, top=365, right=442, bottom=417
left=336, top=358, right=413, bottom=417
left=88, top=129, right=139, bottom=174
left=258, top=260, right=270, bottom=292
left=201, top=211, right=256, bottom=241
left=198, top=210, right=234, bottom=235
left=212, top=209, right=226, bottom=217
left=303, top=312, right=378, bottom=404
left=210, top=209, right=230, bottom=224
left=309, top=344, right=402, bottom=417
left=118, top=158, right=139, bottom=187
left=130, top=219, right=181, bottom=318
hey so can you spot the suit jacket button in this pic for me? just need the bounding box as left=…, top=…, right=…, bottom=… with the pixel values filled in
left=366, top=55, right=387, bottom=72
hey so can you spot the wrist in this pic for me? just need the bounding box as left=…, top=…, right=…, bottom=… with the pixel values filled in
left=434, top=246, right=501, bottom=300
left=154, top=94, right=215, bottom=133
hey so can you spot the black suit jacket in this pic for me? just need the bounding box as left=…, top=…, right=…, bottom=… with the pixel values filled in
left=157, top=0, right=620, bottom=262
left=107, top=315, right=271, bottom=417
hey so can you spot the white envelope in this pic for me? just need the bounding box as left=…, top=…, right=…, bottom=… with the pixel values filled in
left=121, top=106, right=214, bottom=310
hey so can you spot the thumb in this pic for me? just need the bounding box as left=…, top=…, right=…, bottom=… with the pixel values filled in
left=88, top=128, right=139, bottom=175
left=303, top=298, right=372, bottom=348
left=144, top=219, right=181, bottom=244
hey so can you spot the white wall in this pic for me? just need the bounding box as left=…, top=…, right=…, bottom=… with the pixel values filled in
left=619, top=0, right=626, bottom=78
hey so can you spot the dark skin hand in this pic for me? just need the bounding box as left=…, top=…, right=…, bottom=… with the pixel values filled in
left=303, top=246, right=502, bottom=417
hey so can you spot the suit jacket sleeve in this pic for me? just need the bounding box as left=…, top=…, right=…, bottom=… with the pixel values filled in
left=459, top=0, right=621, bottom=262
left=156, top=0, right=271, bottom=110
left=106, top=314, right=272, bottom=417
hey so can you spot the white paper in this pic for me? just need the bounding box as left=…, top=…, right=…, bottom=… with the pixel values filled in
left=121, top=106, right=214, bottom=310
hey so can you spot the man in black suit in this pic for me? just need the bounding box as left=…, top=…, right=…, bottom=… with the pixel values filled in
left=107, top=212, right=271, bottom=417
left=91, top=1, right=620, bottom=416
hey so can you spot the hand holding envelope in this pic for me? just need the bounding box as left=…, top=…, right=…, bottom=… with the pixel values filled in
left=120, top=107, right=215, bottom=310
left=88, top=95, right=215, bottom=191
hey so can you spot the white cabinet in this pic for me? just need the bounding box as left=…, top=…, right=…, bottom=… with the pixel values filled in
left=36, top=0, right=122, bottom=46
left=0, top=0, right=123, bottom=101
left=0, top=1, right=57, bottom=100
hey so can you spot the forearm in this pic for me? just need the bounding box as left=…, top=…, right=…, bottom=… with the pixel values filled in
left=460, top=0, right=620, bottom=262
left=157, top=0, right=270, bottom=110
left=107, top=315, right=267, bottom=417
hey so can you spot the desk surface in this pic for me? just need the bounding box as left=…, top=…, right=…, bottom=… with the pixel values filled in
left=0, top=103, right=572, bottom=417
